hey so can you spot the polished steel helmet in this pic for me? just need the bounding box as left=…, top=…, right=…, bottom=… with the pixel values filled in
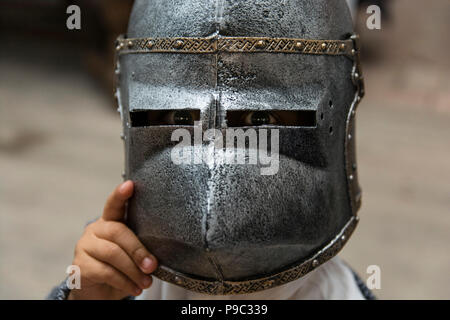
left=115, top=0, right=364, bottom=295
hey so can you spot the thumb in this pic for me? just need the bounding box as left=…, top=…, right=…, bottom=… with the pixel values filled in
left=102, top=180, right=134, bottom=221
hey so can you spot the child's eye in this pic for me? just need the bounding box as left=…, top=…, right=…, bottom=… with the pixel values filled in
left=163, top=110, right=196, bottom=125
left=242, top=111, right=278, bottom=126
left=129, top=109, right=200, bottom=127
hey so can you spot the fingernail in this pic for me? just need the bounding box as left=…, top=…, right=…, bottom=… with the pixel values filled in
left=141, top=257, right=153, bottom=271
left=142, top=276, right=151, bottom=288
left=119, top=182, right=129, bottom=194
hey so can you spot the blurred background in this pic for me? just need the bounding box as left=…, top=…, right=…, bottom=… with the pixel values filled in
left=0, top=0, right=449, bottom=299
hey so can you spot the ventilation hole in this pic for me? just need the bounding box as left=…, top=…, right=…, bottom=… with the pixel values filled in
left=329, top=126, right=333, bottom=134
left=320, top=113, right=324, bottom=120
left=329, top=100, right=333, bottom=108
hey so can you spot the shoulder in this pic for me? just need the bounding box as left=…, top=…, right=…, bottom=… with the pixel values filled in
left=302, top=256, right=372, bottom=300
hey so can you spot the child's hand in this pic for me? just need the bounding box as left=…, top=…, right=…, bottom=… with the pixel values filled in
left=68, top=181, right=157, bottom=300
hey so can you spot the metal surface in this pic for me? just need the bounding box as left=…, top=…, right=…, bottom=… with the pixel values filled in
left=151, top=217, right=358, bottom=295
left=116, top=0, right=364, bottom=295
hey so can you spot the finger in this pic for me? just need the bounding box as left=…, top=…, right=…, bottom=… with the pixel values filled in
left=102, top=180, right=134, bottom=221
left=83, top=251, right=143, bottom=297
left=96, top=221, right=158, bottom=274
left=84, top=236, right=152, bottom=290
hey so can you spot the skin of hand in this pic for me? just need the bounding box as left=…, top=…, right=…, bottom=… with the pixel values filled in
left=68, top=181, right=158, bottom=300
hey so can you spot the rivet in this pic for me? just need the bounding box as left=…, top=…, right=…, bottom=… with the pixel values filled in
left=351, top=49, right=356, bottom=56
left=146, top=41, right=154, bottom=49
left=349, top=174, right=354, bottom=181
left=357, top=96, right=361, bottom=102
left=120, top=133, right=124, bottom=140
left=255, top=39, right=266, bottom=49
left=127, top=40, right=133, bottom=48
left=351, top=110, right=356, bottom=116
left=174, top=276, right=183, bottom=284
left=116, top=107, right=120, bottom=113
left=340, top=43, right=346, bottom=50
left=352, top=163, right=357, bottom=171
left=116, top=43, right=123, bottom=51
left=321, top=42, right=327, bottom=50
left=354, top=73, right=360, bottom=80
left=121, top=172, right=126, bottom=179
left=348, top=134, right=352, bottom=140
left=355, top=216, right=360, bottom=221
left=295, top=41, right=303, bottom=50
left=264, top=280, right=275, bottom=288
left=312, top=259, right=319, bottom=267
left=341, top=235, right=346, bottom=241
left=173, top=40, right=184, bottom=49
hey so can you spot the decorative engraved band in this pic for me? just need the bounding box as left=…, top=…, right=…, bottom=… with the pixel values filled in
left=116, top=36, right=356, bottom=57
left=151, top=216, right=358, bottom=295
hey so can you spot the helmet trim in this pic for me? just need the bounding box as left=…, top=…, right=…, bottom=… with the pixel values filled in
left=115, top=35, right=356, bottom=57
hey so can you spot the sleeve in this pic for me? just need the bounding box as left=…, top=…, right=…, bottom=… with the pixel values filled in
left=46, top=278, right=136, bottom=300
left=351, top=270, right=377, bottom=300
left=46, top=279, right=71, bottom=300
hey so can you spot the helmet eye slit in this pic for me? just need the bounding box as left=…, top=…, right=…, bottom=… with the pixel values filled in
left=226, top=110, right=317, bottom=127
left=130, top=109, right=200, bottom=127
